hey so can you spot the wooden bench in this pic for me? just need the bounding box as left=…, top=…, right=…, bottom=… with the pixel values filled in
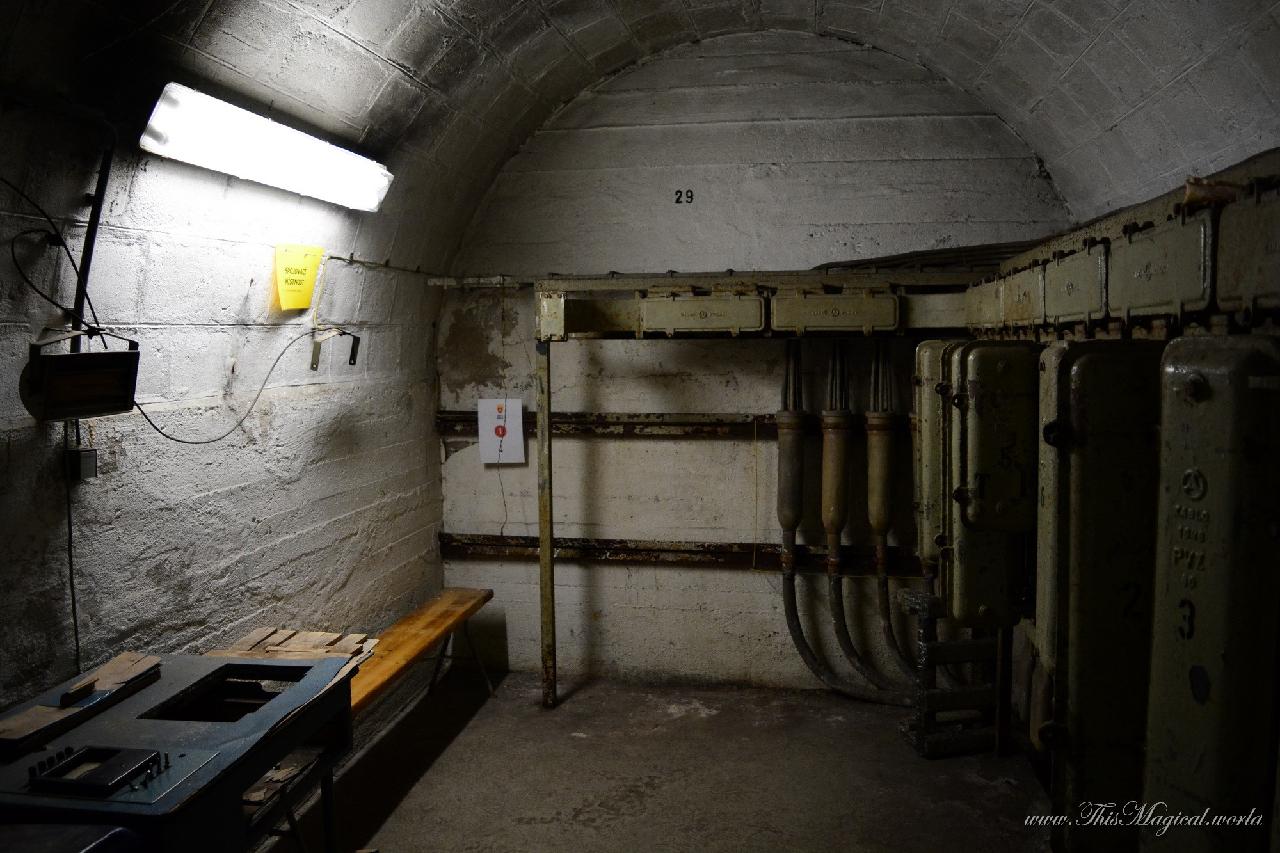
left=198, top=587, right=495, bottom=851
left=209, top=587, right=495, bottom=716
left=349, top=587, right=494, bottom=714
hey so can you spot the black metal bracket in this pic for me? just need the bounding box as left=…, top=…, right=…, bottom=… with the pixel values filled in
left=898, top=591, right=1004, bottom=759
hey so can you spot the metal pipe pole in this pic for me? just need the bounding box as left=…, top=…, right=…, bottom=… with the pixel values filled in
left=536, top=340, right=557, bottom=708
left=70, top=135, right=115, bottom=352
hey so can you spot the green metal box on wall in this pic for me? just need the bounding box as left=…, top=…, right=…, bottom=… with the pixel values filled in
left=639, top=294, right=765, bottom=335
left=1216, top=187, right=1280, bottom=314
left=1033, top=342, right=1069, bottom=673
left=1142, top=336, right=1280, bottom=853
left=1044, top=244, right=1106, bottom=325
left=913, top=340, right=963, bottom=571
left=943, top=341, right=1038, bottom=627
left=954, top=341, right=1039, bottom=532
left=770, top=291, right=898, bottom=333
left=1000, top=266, right=1045, bottom=327
left=964, top=280, right=1003, bottom=329
left=1039, top=341, right=1164, bottom=853
left=936, top=340, right=969, bottom=616
left=1108, top=210, right=1213, bottom=319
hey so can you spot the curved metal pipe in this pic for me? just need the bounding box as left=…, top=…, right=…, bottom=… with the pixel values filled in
left=818, top=342, right=896, bottom=688
left=820, top=409, right=851, bottom=569
left=776, top=414, right=805, bottom=568
left=867, top=410, right=918, bottom=679
left=867, top=341, right=919, bottom=679
left=777, top=340, right=805, bottom=573
left=821, top=345, right=850, bottom=570
left=828, top=573, right=895, bottom=689
left=777, top=341, right=908, bottom=704
left=784, top=571, right=912, bottom=706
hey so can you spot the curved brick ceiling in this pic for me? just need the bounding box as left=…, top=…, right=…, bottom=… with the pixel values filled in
left=8, top=0, right=1280, bottom=268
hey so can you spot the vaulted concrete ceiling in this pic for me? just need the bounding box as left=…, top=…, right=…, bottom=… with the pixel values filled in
left=5, top=0, right=1279, bottom=268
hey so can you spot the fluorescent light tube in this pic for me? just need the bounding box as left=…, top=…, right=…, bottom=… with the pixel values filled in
left=140, top=83, right=394, bottom=212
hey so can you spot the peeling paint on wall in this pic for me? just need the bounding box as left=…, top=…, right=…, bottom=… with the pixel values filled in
left=440, top=31, right=1070, bottom=687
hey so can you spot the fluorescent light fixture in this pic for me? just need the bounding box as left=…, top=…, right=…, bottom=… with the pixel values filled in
left=140, top=83, right=394, bottom=212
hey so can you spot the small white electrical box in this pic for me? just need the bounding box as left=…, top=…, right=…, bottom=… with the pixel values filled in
left=478, top=398, right=524, bottom=464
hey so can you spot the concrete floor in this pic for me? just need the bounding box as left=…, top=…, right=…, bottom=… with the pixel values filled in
left=365, top=672, right=1049, bottom=853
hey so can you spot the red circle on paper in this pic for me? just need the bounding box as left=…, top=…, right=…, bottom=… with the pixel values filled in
left=495, top=425, right=507, bottom=438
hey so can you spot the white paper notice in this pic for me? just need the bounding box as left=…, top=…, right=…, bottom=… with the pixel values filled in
left=478, top=398, right=525, bottom=464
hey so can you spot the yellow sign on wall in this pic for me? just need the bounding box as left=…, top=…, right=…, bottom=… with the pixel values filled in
left=274, top=244, right=324, bottom=310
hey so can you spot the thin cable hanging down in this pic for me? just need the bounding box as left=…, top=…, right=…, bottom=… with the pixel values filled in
left=135, top=328, right=349, bottom=445
left=62, top=424, right=82, bottom=674
left=2, top=175, right=107, bottom=344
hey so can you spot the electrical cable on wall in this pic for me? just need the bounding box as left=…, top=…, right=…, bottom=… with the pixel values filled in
left=62, top=424, right=82, bottom=674
left=10, top=229, right=102, bottom=335
left=2, top=175, right=107, bottom=346
left=2, top=172, right=113, bottom=677
left=495, top=283, right=512, bottom=537
left=134, top=328, right=350, bottom=445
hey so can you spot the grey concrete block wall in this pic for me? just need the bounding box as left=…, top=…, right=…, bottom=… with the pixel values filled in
left=438, top=32, right=1066, bottom=687
left=0, top=2, right=452, bottom=705
left=0, top=118, right=447, bottom=701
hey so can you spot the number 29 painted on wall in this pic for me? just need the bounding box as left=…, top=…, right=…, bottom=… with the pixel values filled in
left=674, top=189, right=694, bottom=204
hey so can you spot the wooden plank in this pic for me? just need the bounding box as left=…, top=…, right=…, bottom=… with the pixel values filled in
left=227, top=626, right=280, bottom=651
left=274, top=631, right=342, bottom=651
left=332, top=639, right=379, bottom=687
left=0, top=705, right=72, bottom=741
left=328, top=634, right=369, bottom=656
left=350, top=588, right=493, bottom=714
left=62, top=651, right=161, bottom=703
left=213, top=649, right=352, bottom=660
left=260, top=628, right=298, bottom=648
left=97, top=653, right=161, bottom=689
left=207, top=631, right=371, bottom=661
left=2, top=653, right=162, bottom=755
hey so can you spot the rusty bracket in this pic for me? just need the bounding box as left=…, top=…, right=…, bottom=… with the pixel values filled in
left=436, top=410, right=917, bottom=439
left=438, top=410, right=777, bottom=439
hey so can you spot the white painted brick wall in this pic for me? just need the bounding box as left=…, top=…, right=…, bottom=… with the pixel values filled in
left=455, top=33, right=1067, bottom=275
left=440, top=32, right=1068, bottom=688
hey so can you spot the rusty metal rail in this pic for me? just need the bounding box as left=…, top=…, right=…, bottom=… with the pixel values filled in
left=440, top=533, right=923, bottom=577
left=436, top=410, right=918, bottom=439
left=438, top=410, right=776, bottom=438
